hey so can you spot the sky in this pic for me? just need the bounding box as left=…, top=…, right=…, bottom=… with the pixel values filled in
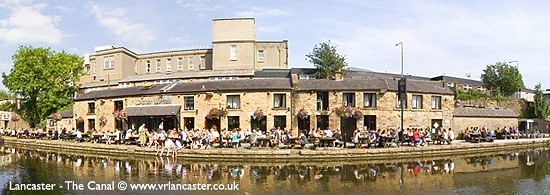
left=1, top=0, right=550, bottom=90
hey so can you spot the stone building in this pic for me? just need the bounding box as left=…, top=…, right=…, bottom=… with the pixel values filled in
left=46, top=109, right=74, bottom=131
left=63, top=17, right=521, bottom=140
left=452, top=108, right=518, bottom=133
left=78, top=18, right=288, bottom=94
left=72, top=69, right=455, bottom=141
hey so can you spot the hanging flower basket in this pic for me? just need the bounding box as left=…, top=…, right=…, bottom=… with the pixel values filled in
left=99, top=116, right=107, bottom=126
left=297, top=108, right=308, bottom=120
left=112, top=110, right=128, bottom=121
left=334, top=105, right=362, bottom=118
left=252, top=108, right=265, bottom=120
left=352, top=108, right=363, bottom=119
left=206, top=108, right=227, bottom=120
left=51, top=113, right=62, bottom=121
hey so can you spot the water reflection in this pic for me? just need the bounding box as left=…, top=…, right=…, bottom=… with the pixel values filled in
left=0, top=147, right=549, bottom=194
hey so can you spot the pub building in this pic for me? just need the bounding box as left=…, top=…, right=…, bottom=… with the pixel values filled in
left=58, top=18, right=503, bottom=138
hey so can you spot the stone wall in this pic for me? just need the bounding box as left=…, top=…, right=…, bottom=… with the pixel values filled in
left=293, top=91, right=455, bottom=132
left=452, top=116, right=518, bottom=137
left=458, top=99, right=523, bottom=117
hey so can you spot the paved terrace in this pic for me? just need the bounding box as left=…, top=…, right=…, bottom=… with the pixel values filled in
left=2, top=137, right=548, bottom=162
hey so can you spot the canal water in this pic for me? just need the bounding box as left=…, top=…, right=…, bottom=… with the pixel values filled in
left=0, top=147, right=549, bottom=195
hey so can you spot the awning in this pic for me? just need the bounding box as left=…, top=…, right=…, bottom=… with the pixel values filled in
left=126, top=105, right=180, bottom=117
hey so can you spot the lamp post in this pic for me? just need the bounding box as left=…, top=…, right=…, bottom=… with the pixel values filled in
left=396, top=42, right=404, bottom=143
left=508, top=60, right=520, bottom=99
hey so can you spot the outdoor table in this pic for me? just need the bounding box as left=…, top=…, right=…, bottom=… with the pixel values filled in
left=318, top=137, right=336, bottom=148
left=91, top=134, right=102, bottom=143
left=256, top=137, right=272, bottom=147
left=125, top=135, right=139, bottom=145
left=470, top=133, right=481, bottom=143
left=286, top=137, right=300, bottom=148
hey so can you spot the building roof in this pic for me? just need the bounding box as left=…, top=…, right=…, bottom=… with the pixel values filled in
left=254, top=69, right=290, bottom=78
left=59, top=109, right=74, bottom=118
left=74, top=84, right=169, bottom=101
left=431, top=75, right=484, bottom=86
left=126, top=105, right=180, bottom=117
left=79, top=79, right=120, bottom=88
left=48, top=109, right=73, bottom=119
left=453, top=108, right=518, bottom=118
left=119, top=70, right=255, bottom=83
left=167, top=78, right=292, bottom=93
left=297, top=78, right=454, bottom=95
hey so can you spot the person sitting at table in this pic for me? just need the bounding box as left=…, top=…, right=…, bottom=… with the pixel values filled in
left=502, top=126, right=509, bottom=135
left=332, top=129, right=343, bottom=148
left=413, top=129, right=421, bottom=147
left=324, top=128, right=333, bottom=138
left=249, top=129, right=258, bottom=147
left=447, top=128, right=454, bottom=144
left=101, top=131, right=111, bottom=144
left=75, top=130, right=83, bottom=142
left=299, top=131, right=308, bottom=149
left=202, top=129, right=212, bottom=149
left=71, top=128, right=77, bottom=137
left=231, top=129, right=239, bottom=148
left=125, top=129, right=133, bottom=142
left=368, top=131, right=377, bottom=146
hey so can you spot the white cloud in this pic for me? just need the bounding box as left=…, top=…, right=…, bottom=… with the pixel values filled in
left=0, top=0, right=63, bottom=44
left=235, top=7, right=288, bottom=18
left=176, top=0, right=224, bottom=17
left=88, top=3, right=155, bottom=49
left=169, top=35, right=192, bottom=45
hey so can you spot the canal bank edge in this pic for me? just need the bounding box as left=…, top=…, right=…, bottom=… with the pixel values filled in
left=2, top=137, right=548, bottom=162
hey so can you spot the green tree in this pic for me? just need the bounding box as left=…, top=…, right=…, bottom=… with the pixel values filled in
left=528, top=83, right=550, bottom=119
left=481, top=62, right=523, bottom=97
left=2, top=45, right=83, bottom=127
left=0, top=89, right=14, bottom=99
left=0, top=102, right=15, bottom=112
left=306, top=41, right=348, bottom=79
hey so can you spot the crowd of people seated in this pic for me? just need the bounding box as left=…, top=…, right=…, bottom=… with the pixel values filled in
left=1, top=123, right=545, bottom=157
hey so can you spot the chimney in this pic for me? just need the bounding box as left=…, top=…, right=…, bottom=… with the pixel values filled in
left=335, top=66, right=343, bottom=81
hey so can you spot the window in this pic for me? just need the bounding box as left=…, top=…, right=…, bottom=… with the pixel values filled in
left=188, top=57, right=194, bottom=70
left=274, top=116, right=286, bottom=129
left=317, top=92, right=329, bottom=111
left=156, top=59, right=161, bottom=72
left=363, top=93, right=376, bottom=108
left=299, top=74, right=315, bottom=80
left=85, top=64, right=91, bottom=73
left=228, top=116, right=240, bottom=130
left=177, top=58, right=183, bottom=71
left=199, top=56, right=206, bottom=70
left=431, top=96, right=442, bottom=110
left=343, top=93, right=355, bottom=107
left=184, top=117, right=194, bottom=131
left=478, top=86, right=486, bottom=93
left=463, top=84, right=472, bottom=91
left=412, top=95, right=423, bottom=109
left=166, top=58, right=172, bottom=73
left=184, top=96, right=194, bottom=110
left=230, top=45, right=237, bottom=60
left=273, top=94, right=286, bottom=108
left=258, top=50, right=264, bottom=62
left=109, top=56, right=114, bottom=69
left=114, top=100, right=123, bottom=111
left=146, top=60, right=151, bottom=73
left=316, top=115, right=329, bottom=130
left=447, top=82, right=454, bottom=88
left=226, top=95, right=240, bottom=109
left=396, top=94, right=407, bottom=108
left=103, top=56, right=114, bottom=69
left=88, top=119, right=95, bottom=131
left=88, top=102, right=95, bottom=114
